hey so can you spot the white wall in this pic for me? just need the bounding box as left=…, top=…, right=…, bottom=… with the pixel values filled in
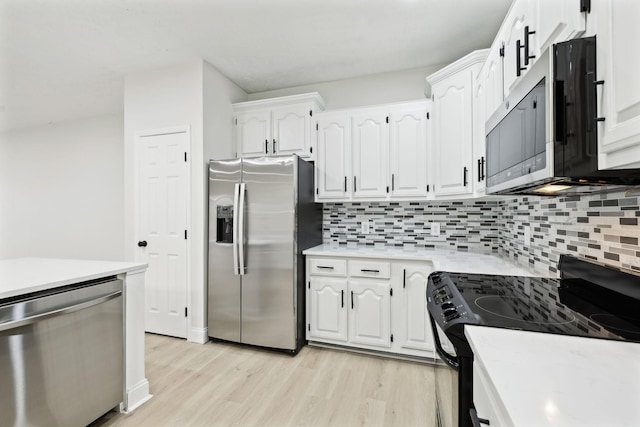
left=247, top=65, right=443, bottom=108
left=0, top=114, right=124, bottom=260
left=124, top=60, right=246, bottom=343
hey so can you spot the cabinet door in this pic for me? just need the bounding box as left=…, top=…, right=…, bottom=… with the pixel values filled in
left=473, top=75, right=487, bottom=194
left=532, top=0, right=586, bottom=57
left=484, top=44, right=504, bottom=120
left=236, top=110, right=272, bottom=158
left=595, top=0, right=640, bottom=169
left=351, top=112, right=388, bottom=199
left=348, top=280, right=391, bottom=349
left=389, top=106, right=428, bottom=198
left=309, top=278, right=348, bottom=342
left=316, top=113, right=351, bottom=199
left=272, top=105, right=311, bottom=157
left=432, top=70, right=474, bottom=196
left=502, top=0, right=531, bottom=97
left=397, top=265, right=434, bottom=353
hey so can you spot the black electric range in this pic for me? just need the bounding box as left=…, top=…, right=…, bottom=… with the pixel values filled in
left=427, top=255, right=640, bottom=427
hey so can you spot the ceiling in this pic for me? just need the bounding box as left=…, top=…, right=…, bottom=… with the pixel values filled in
left=0, top=0, right=512, bottom=133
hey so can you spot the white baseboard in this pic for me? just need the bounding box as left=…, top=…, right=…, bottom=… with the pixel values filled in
left=123, top=379, right=152, bottom=413
left=189, top=326, right=209, bottom=344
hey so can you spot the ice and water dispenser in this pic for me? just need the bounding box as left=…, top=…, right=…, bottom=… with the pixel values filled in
left=216, top=206, right=234, bottom=243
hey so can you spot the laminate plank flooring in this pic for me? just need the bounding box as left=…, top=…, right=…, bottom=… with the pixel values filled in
left=93, top=333, right=436, bottom=427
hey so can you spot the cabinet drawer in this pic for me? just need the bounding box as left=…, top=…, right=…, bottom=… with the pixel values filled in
left=309, top=258, right=347, bottom=277
left=348, top=260, right=391, bottom=279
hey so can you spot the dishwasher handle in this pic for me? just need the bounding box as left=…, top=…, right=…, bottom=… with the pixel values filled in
left=0, top=290, right=122, bottom=332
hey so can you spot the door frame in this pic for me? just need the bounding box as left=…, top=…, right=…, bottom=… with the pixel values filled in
left=133, top=125, right=192, bottom=338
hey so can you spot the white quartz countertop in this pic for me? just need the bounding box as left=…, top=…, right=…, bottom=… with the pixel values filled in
left=303, top=244, right=548, bottom=277
left=0, top=257, right=147, bottom=299
left=465, top=325, right=640, bottom=427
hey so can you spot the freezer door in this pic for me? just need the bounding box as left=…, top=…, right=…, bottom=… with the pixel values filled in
left=208, top=159, right=242, bottom=342
left=241, top=156, right=296, bottom=349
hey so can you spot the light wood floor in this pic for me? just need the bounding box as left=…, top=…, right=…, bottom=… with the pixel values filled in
left=93, top=334, right=436, bottom=427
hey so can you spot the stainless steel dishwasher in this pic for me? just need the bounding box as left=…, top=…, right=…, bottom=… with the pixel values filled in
left=0, top=277, right=124, bottom=427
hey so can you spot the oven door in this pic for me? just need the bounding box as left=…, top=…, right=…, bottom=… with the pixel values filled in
left=430, top=314, right=459, bottom=427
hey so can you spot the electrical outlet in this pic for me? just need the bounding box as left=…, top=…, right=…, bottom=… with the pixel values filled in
left=431, top=222, right=441, bottom=237
left=361, top=221, right=370, bottom=234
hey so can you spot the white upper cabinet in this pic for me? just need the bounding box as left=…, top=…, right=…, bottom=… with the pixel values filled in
left=236, top=110, right=272, bottom=158
left=316, top=112, right=351, bottom=200
left=483, top=43, right=505, bottom=121
left=590, top=0, right=640, bottom=169
left=502, top=0, right=531, bottom=96
left=532, top=0, right=586, bottom=58
left=473, top=69, right=488, bottom=194
left=232, top=92, right=325, bottom=159
left=389, top=104, right=429, bottom=198
left=314, top=100, right=430, bottom=202
left=351, top=110, right=389, bottom=199
left=428, top=50, right=487, bottom=197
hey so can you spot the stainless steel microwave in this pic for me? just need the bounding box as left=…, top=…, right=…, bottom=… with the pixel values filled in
left=485, top=37, right=640, bottom=196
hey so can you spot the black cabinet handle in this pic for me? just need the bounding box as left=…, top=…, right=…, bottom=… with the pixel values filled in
left=341, top=290, right=344, bottom=308
left=353, top=176, right=357, bottom=192
left=427, top=184, right=430, bottom=192
left=361, top=269, right=380, bottom=273
left=351, top=291, right=354, bottom=309
left=317, top=266, right=334, bottom=270
left=481, top=156, right=486, bottom=181
left=137, top=240, right=148, bottom=247
left=516, top=39, right=526, bottom=77
left=590, top=75, right=606, bottom=128
left=463, top=167, right=468, bottom=187
left=265, top=139, right=268, bottom=154
left=403, top=269, right=406, bottom=288
left=477, top=159, right=482, bottom=182
left=469, top=408, right=491, bottom=426
left=524, top=26, right=536, bottom=65
left=273, top=139, right=276, bottom=153
left=392, top=174, right=395, bottom=191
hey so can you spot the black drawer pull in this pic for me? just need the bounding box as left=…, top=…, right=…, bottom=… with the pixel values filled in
left=361, top=269, right=380, bottom=273
left=341, top=290, right=344, bottom=308
left=317, top=266, right=334, bottom=270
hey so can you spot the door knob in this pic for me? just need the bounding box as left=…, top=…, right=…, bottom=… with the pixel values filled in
left=137, top=240, right=148, bottom=247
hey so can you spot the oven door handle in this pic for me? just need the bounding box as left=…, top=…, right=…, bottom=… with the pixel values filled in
left=429, top=313, right=460, bottom=370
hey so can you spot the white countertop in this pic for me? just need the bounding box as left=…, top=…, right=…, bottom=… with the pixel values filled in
left=303, top=244, right=548, bottom=277
left=465, top=325, right=640, bottom=427
left=0, top=257, right=147, bottom=299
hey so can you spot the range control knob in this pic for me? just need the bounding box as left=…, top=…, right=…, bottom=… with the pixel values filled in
left=441, top=302, right=455, bottom=310
left=443, top=308, right=460, bottom=321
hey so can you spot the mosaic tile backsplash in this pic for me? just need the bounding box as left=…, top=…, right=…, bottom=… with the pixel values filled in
left=323, top=201, right=500, bottom=253
left=322, top=189, right=640, bottom=274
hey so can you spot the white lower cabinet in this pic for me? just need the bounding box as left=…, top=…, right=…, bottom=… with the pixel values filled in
left=473, top=361, right=507, bottom=427
left=307, top=255, right=435, bottom=359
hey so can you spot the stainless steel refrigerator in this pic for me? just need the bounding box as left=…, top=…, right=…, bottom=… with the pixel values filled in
left=207, top=155, right=322, bottom=352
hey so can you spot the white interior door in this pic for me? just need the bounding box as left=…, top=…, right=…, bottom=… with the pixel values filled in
left=137, top=130, right=189, bottom=338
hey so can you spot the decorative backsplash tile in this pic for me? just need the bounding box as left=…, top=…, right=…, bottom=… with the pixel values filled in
left=498, top=189, right=640, bottom=275
left=322, top=189, right=640, bottom=275
left=323, top=200, right=500, bottom=253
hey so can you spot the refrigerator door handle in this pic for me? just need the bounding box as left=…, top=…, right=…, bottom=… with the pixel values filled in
left=238, top=182, right=247, bottom=275
left=232, top=183, right=241, bottom=275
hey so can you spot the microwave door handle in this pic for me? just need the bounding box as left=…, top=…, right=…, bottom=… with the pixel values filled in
left=238, top=183, right=247, bottom=275
left=232, top=183, right=240, bottom=275
left=429, top=314, right=459, bottom=370
left=586, top=71, right=595, bottom=133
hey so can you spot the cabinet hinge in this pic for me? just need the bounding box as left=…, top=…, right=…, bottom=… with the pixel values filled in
left=184, top=230, right=188, bottom=240
left=499, top=43, right=505, bottom=57
left=310, top=146, right=313, bottom=154
left=390, top=334, right=394, bottom=343
left=386, top=116, right=389, bottom=124
left=390, top=288, right=393, bottom=296
left=316, top=188, right=318, bottom=195
left=432, top=94, right=435, bottom=101
left=184, top=307, right=188, bottom=317
left=533, top=99, right=537, bottom=109
left=308, top=324, right=310, bottom=331
left=308, top=281, right=310, bottom=289
left=184, top=152, right=187, bottom=162
left=309, top=109, right=313, bottom=117
left=426, top=112, right=430, bottom=120
left=316, top=123, right=319, bottom=131
left=580, top=0, right=591, bottom=13
left=235, top=118, right=237, bottom=125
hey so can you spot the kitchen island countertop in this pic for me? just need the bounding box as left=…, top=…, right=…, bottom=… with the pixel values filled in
left=0, top=257, right=147, bottom=299
left=303, top=244, right=549, bottom=277
left=465, top=325, right=640, bottom=427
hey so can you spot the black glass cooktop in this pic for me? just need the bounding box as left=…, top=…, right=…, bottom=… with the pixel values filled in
left=445, top=271, right=640, bottom=342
